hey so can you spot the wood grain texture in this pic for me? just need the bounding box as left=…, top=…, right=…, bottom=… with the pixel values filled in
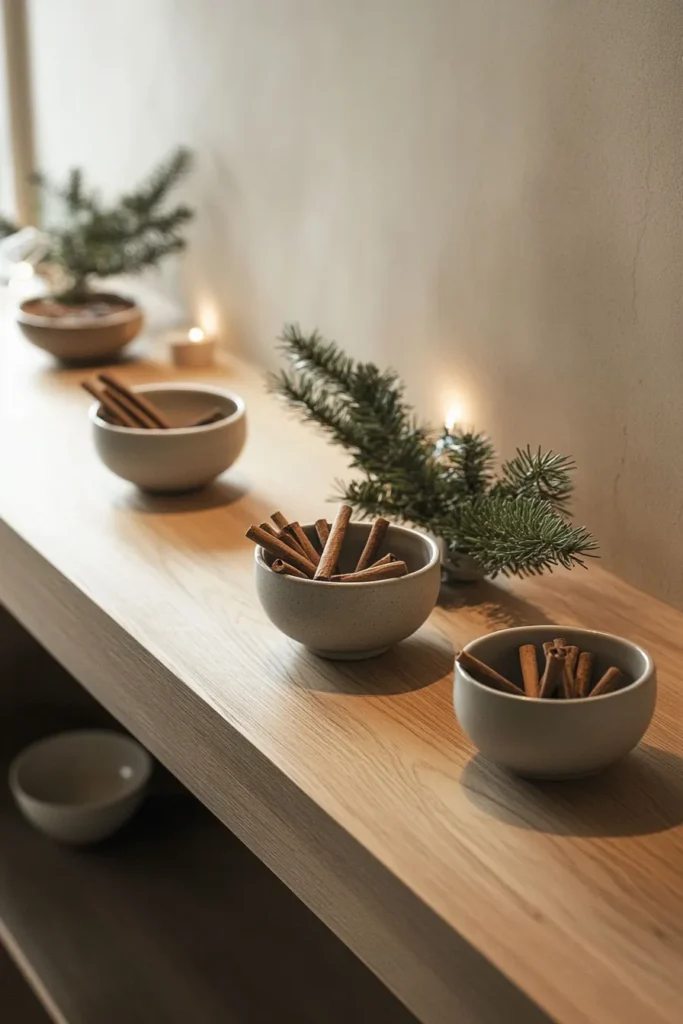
left=2, top=320, right=683, bottom=1024
left=0, top=609, right=417, bottom=1024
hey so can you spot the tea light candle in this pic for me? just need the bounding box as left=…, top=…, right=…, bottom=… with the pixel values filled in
left=168, top=326, right=216, bottom=368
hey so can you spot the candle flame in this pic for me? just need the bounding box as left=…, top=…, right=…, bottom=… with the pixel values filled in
left=188, top=327, right=205, bottom=343
left=445, top=400, right=466, bottom=432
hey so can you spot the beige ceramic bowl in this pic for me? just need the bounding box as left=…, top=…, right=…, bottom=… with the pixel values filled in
left=9, top=730, right=152, bottom=844
left=90, top=383, right=246, bottom=492
left=255, top=522, right=441, bottom=659
left=454, top=625, right=656, bottom=779
left=17, top=295, right=143, bottom=363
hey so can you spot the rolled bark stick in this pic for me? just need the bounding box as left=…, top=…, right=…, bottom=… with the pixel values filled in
left=259, top=522, right=277, bottom=537
left=370, top=553, right=396, bottom=568
left=315, top=504, right=352, bottom=579
left=82, top=381, right=137, bottom=428
left=271, top=559, right=308, bottom=579
left=560, top=645, right=580, bottom=699
left=98, top=372, right=171, bottom=428
left=575, top=651, right=595, bottom=697
left=543, top=641, right=556, bottom=659
left=590, top=666, right=625, bottom=697
left=191, top=407, right=225, bottom=427
left=285, top=522, right=320, bottom=566
left=261, top=524, right=306, bottom=561
left=355, top=517, right=390, bottom=572
left=519, top=644, right=540, bottom=697
left=456, top=650, right=524, bottom=696
left=331, top=560, right=408, bottom=583
left=553, top=636, right=568, bottom=648
left=270, top=511, right=289, bottom=531
left=539, top=648, right=566, bottom=699
left=102, top=385, right=158, bottom=428
left=246, top=525, right=316, bottom=577
left=315, top=519, right=330, bottom=550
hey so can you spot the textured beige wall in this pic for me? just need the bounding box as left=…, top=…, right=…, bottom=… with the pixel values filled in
left=26, top=0, right=683, bottom=606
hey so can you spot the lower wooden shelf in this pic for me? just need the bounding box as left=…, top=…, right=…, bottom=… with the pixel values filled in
left=0, top=609, right=416, bottom=1024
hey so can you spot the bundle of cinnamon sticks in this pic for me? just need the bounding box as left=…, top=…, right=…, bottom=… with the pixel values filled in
left=246, top=504, right=408, bottom=582
left=457, top=638, right=628, bottom=699
left=81, top=372, right=223, bottom=429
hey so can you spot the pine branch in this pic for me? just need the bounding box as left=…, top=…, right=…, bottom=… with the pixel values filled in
left=0, top=213, right=20, bottom=237
left=493, top=445, right=574, bottom=512
left=436, top=428, right=495, bottom=496
left=120, top=147, right=193, bottom=215
left=455, top=496, right=598, bottom=577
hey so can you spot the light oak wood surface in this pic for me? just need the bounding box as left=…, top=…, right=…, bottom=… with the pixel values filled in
left=2, top=319, right=683, bottom=1024
left=0, top=608, right=416, bottom=1024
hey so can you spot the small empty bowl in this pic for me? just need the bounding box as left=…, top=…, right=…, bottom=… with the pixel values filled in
left=9, top=730, right=153, bottom=844
left=89, top=382, right=246, bottom=492
left=255, top=522, right=441, bottom=659
left=454, top=625, right=656, bottom=779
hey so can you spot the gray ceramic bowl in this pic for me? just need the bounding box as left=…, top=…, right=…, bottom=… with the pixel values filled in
left=9, top=730, right=153, bottom=844
left=90, top=383, right=246, bottom=492
left=255, top=522, right=441, bottom=659
left=454, top=625, right=656, bottom=779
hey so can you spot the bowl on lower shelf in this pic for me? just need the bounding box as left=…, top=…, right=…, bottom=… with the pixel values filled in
left=254, top=522, right=441, bottom=659
left=89, top=383, right=246, bottom=492
left=454, top=625, right=656, bottom=780
left=9, top=730, right=153, bottom=844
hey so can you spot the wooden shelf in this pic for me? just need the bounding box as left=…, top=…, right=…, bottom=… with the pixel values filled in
left=2, top=316, right=683, bottom=1023
left=0, top=611, right=415, bottom=1024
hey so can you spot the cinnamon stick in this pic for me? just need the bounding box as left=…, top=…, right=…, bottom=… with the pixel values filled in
left=271, top=559, right=308, bottom=579
left=370, top=553, right=396, bottom=568
left=575, top=651, right=595, bottom=698
left=191, top=407, right=225, bottom=427
left=315, top=519, right=330, bottom=550
left=543, top=641, right=556, bottom=659
left=315, top=504, right=352, bottom=579
left=519, top=644, right=540, bottom=697
left=560, top=645, right=579, bottom=698
left=284, top=522, right=320, bottom=566
left=260, top=523, right=306, bottom=560
left=101, top=385, right=158, bottom=428
left=246, top=525, right=316, bottom=577
left=539, top=648, right=566, bottom=699
left=590, top=666, right=625, bottom=697
left=270, top=511, right=289, bottom=531
left=98, top=372, right=171, bottom=428
left=553, top=636, right=568, bottom=648
left=331, top=560, right=408, bottom=583
left=82, top=381, right=138, bottom=428
left=456, top=650, right=524, bottom=696
left=355, top=517, right=390, bottom=572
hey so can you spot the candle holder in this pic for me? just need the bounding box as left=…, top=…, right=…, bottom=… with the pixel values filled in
left=168, top=327, right=216, bottom=368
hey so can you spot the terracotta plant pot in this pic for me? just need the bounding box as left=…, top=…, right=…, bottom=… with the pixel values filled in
left=17, top=293, right=143, bottom=364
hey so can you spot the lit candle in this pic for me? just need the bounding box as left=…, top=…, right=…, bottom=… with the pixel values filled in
left=168, top=326, right=216, bottom=368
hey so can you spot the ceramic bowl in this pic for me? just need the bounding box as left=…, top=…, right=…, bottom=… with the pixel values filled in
left=17, top=294, right=143, bottom=363
left=90, top=383, right=246, bottom=492
left=9, top=730, right=153, bottom=844
left=255, top=522, right=441, bottom=660
left=454, top=625, right=656, bottom=779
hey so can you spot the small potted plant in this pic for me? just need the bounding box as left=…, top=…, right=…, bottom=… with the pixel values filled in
left=11, top=147, right=193, bottom=364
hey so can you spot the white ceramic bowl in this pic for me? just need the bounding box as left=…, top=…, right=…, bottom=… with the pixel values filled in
left=255, top=522, right=441, bottom=659
left=454, top=625, right=656, bottom=779
left=90, top=383, right=246, bottom=492
left=9, top=730, right=153, bottom=844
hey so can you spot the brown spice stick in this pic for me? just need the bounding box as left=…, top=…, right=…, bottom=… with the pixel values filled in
left=590, top=666, right=625, bottom=697
left=285, top=522, right=320, bottom=566
left=553, top=636, right=568, bottom=647
left=315, top=504, right=352, bottom=579
left=331, top=560, right=408, bottom=583
left=260, top=523, right=306, bottom=561
left=98, top=372, right=171, bottom=428
left=456, top=650, right=524, bottom=696
left=575, top=651, right=595, bottom=698
left=519, top=644, right=540, bottom=697
left=315, top=519, right=330, bottom=549
left=370, top=553, right=396, bottom=568
left=191, top=407, right=225, bottom=427
left=561, top=645, right=580, bottom=699
left=246, top=525, right=316, bottom=578
left=543, top=641, right=556, bottom=659
left=259, top=522, right=277, bottom=537
left=539, top=648, right=566, bottom=699
left=102, top=385, right=158, bottom=428
left=270, top=511, right=289, bottom=531
left=271, top=559, right=308, bottom=579
left=82, top=381, right=137, bottom=428
left=355, top=517, right=390, bottom=572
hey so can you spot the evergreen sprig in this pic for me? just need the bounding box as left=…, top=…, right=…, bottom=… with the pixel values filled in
left=268, top=325, right=598, bottom=579
left=29, top=147, right=194, bottom=301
